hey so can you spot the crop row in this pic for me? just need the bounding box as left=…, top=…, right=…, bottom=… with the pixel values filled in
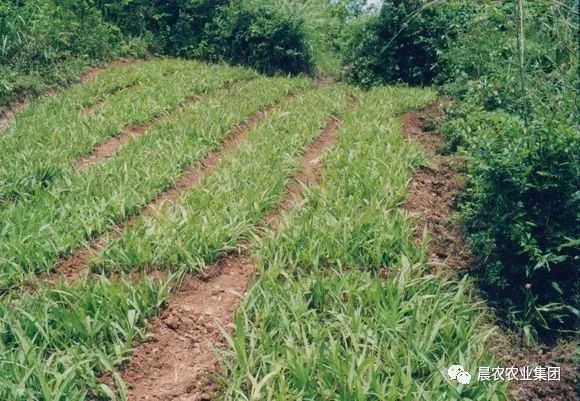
left=91, top=84, right=352, bottom=272
left=0, top=76, right=310, bottom=291
left=218, top=87, right=510, bottom=400
left=0, top=275, right=171, bottom=400
left=0, top=59, right=257, bottom=203
left=0, top=79, right=352, bottom=401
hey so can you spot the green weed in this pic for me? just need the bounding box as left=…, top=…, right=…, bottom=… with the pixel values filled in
left=0, top=76, right=309, bottom=290
left=92, top=84, right=353, bottom=272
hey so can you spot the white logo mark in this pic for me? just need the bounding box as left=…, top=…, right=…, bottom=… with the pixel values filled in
left=447, top=364, right=472, bottom=384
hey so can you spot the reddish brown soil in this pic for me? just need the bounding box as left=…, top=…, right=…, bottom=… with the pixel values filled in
left=120, top=113, right=343, bottom=401
left=150, top=104, right=273, bottom=214
left=80, top=58, right=138, bottom=83
left=264, top=115, right=340, bottom=226
left=505, top=339, right=579, bottom=401
left=402, top=104, right=472, bottom=271
left=120, top=254, right=252, bottom=401
left=83, top=81, right=141, bottom=117
left=75, top=123, right=150, bottom=169
left=402, top=104, right=579, bottom=401
left=0, top=101, right=27, bottom=132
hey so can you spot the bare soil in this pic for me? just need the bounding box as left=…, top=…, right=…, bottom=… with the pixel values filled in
left=83, top=81, right=141, bottom=117
left=79, top=58, right=138, bottom=83
left=75, top=123, right=150, bottom=169
left=0, top=101, right=28, bottom=132
left=402, top=104, right=579, bottom=401
left=78, top=95, right=205, bottom=170
left=402, top=104, right=472, bottom=271
left=120, top=114, right=343, bottom=401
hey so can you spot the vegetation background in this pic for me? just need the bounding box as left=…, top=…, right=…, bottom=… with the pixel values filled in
left=1, top=0, right=577, bottom=342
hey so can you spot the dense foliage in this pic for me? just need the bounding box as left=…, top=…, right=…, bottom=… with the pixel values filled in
left=342, top=0, right=470, bottom=86
left=2, top=0, right=577, bottom=342
left=0, top=0, right=143, bottom=105
left=197, top=1, right=312, bottom=75
left=342, top=0, right=578, bottom=340
left=440, top=0, right=579, bottom=340
left=1, top=0, right=358, bottom=105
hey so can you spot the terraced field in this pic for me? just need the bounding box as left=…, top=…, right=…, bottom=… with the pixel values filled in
left=0, top=60, right=508, bottom=400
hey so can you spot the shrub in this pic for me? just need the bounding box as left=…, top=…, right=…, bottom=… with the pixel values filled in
left=0, top=0, right=136, bottom=105
left=342, top=0, right=470, bottom=86
left=198, top=1, right=312, bottom=75
left=450, top=109, right=579, bottom=338
left=145, top=0, right=229, bottom=56
left=440, top=0, right=579, bottom=339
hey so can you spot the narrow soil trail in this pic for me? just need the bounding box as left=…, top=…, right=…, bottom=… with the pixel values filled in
left=401, top=105, right=579, bottom=401
left=75, top=77, right=256, bottom=170
left=0, top=58, right=138, bottom=133
left=0, top=101, right=28, bottom=132
left=401, top=104, right=471, bottom=270
left=47, top=92, right=298, bottom=282
left=83, top=81, right=141, bottom=117
left=120, top=114, right=343, bottom=401
left=75, top=123, right=150, bottom=169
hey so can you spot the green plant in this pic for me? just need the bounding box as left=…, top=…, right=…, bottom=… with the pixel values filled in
left=218, top=87, right=508, bottom=400
left=0, top=74, right=309, bottom=290
left=450, top=108, right=579, bottom=338
left=198, top=1, right=313, bottom=75
left=91, top=83, right=351, bottom=272
left=0, top=0, right=142, bottom=105
left=342, top=0, right=471, bottom=86
left=0, top=274, right=171, bottom=400
left=0, top=59, right=251, bottom=202
left=440, top=0, right=579, bottom=339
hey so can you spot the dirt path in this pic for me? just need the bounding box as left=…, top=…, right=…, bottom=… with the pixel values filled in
left=120, top=114, right=343, bottom=401
left=401, top=105, right=579, bottom=401
left=0, top=101, right=28, bottom=132
left=48, top=92, right=299, bottom=282
left=401, top=104, right=471, bottom=271
left=75, top=123, right=151, bottom=170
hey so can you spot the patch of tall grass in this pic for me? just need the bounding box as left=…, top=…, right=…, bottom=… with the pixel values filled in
left=0, top=59, right=257, bottom=203
left=0, top=274, right=171, bottom=400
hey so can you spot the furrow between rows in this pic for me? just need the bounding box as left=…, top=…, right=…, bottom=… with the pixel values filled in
left=0, top=60, right=256, bottom=204
left=74, top=93, right=208, bottom=170
left=0, top=58, right=139, bottom=134
left=0, top=77, right=310, bottom=291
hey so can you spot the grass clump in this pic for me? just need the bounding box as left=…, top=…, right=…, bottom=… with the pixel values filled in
left=0, top=275, right=171, bottom=400
left=0, top=59, right=257, bottom=203
left=439, top=0, right=579, bottom=339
